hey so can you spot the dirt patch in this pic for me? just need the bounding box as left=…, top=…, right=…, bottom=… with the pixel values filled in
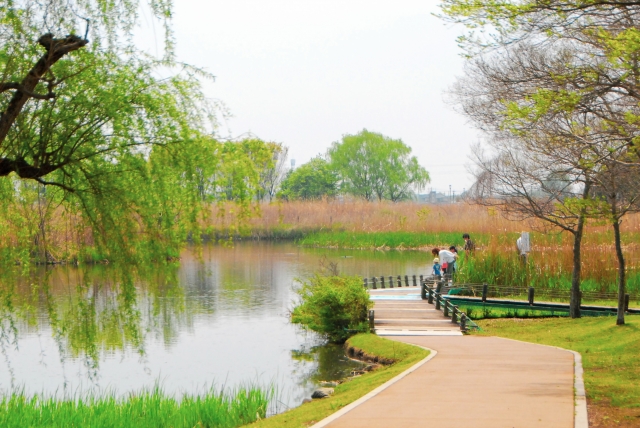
left=588, top=399, right=640, bottom=428
left=345, top=345, right=396, bottom=365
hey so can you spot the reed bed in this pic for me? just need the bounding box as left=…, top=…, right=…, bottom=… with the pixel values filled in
left=223, top=200, right=639, bottom=294
left=5, top=197, right=640, bottom=294
left=0, top=386, right=269, bottom=428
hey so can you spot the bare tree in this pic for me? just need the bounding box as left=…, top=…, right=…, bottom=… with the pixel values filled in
left=258, top=143, right=289, bottom=202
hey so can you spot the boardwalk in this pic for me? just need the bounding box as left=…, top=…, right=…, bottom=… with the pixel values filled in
left=370, top=288, right=462, bottom=335
left=311, top=286, right=581, bottom=428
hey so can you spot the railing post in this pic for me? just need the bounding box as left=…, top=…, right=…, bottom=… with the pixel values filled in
left=412, top=275, right=417, bottom=287
left=435, top=293, right=441, bottom=310
left=397, top=275, right=402, bottom=287
left=368, top=310, right=375, bottom=332
left=389, top=276, right=394, bottom=288
left=372, top=277, right=377, bottom=290
left=482, top=283, right=488, bottom=302
left=452, top=306, right=458, bottom=323
left=625, top=294, right=630, bottom=312
left=443, top=299, right=450, bottom=317
left=460, top=314, right=467, bottom=332
left=419, top=274, right=424, bottom=286
left=380, top=276, right=385, bottom=289
left=363, top=278, right=368, bottom=289
left=428, top=286, right=434, bottom=304
left=404, top=275, right=409, bottom=287
left=421, top=280, right=427, bottom=300
left=528, top=287, right=535, bottom=306
left=436, top=281, right=443, bottom=294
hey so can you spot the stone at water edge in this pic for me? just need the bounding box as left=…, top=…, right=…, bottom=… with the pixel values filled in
left=319, top=381, right=339, bottom=387
left=311, top=388, right=335, bottom=399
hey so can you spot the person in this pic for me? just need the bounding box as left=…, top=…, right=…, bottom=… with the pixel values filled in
left=463, top=233, right=475, bottom=252
left=449, top=246, right=459, bottom=272
left=516, top=236, right=528, bottom=264
left=432, top=257, right=442, bottom=277
left=431, top=247, right=456, bottom=276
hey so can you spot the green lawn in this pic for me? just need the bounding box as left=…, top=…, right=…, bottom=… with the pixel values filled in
left=249, top=334, right=428, bottom=428
left=474, top=316, right=640, bottom=427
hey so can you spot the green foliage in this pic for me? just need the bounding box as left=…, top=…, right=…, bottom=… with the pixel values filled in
left=277, top=157, right=338, bottom=201
left=0, top=1, right=276, bottom=264
left=328, top=129, right=430, bottom=201
left=300, top=231, right=468, bottom=250
left=291, top=275, right=373, bottom=343
left=0, top=386, right=269, bottom=428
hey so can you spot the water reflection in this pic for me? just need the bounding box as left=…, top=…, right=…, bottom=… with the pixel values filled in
left=0, top=242, right=429, bottom=409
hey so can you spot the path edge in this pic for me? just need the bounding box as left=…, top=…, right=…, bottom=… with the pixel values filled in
left=309, top=346, right=437, bottom=428
left=493, top=336, right=589, bottom=428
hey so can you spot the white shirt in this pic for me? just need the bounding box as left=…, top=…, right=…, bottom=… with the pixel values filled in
left=438, top=250, right=456, bottom=264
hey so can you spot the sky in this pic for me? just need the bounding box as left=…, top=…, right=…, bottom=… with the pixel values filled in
left=142, top=1, right=480, bottom=194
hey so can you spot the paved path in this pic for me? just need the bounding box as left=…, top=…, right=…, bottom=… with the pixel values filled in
left=316, top=335, right=576, bottom=428
left=315, top=285, right=579, bottom=427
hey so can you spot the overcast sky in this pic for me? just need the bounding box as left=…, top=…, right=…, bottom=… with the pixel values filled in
left=145, top=1, right=479, bottom=194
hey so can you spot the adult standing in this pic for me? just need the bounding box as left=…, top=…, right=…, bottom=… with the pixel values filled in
left=431, top=248, right=456, bottom=276
left=463, top=233, right=475, bottom=252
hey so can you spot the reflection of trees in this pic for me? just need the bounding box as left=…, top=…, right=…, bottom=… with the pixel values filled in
left=0, top=262, right=213, bottom=385
left=290, top=343, right=363, bottom=387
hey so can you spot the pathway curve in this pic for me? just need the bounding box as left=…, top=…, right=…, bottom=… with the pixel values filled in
left=313, top=285, right=578, bottom=427
left=316, top=336, right=575, bottom=428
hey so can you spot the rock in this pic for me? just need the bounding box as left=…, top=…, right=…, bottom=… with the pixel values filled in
left=311, top=388, right=334, bottom=399
left=302, top=398, right=312, bottom=404
left=319, top=381, right=339, bottom=387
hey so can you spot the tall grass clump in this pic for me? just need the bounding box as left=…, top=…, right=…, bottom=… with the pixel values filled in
left=291, top=275, right=373, bottom=343
left=0, top=386, right=269, bottom=428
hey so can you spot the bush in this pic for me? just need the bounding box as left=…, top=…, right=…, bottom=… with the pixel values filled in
left=291, top=275, right=373, bottom=343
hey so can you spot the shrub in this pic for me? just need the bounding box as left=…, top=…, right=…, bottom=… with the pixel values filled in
left=291, top=275, right=373, bottom=343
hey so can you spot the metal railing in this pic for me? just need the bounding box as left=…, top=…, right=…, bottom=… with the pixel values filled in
left=423, top=279, right=479, bottom=332
left=362, top=274, right=453, bottom=289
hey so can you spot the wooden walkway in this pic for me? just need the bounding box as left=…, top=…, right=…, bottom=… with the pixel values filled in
left=370, top=288, right=463, bottom=336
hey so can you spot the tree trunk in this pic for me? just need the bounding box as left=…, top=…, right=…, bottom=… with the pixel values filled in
left=613, top=218, right=626, bottom=325
left=569, top=225, right=583, bottom=318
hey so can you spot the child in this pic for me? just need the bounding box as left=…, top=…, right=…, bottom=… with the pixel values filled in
left=432, top=257, right=442, bottom=277
left=449, top=246, right=459, bottom=273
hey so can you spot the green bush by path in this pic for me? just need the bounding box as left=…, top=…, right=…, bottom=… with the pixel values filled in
left=0, top=386, right=269, bottom=428
left=474, top=316, right=640, bottom=425
left=291, top=275, right=373, bottom=343
left=249, top=334, right=428, bottom=428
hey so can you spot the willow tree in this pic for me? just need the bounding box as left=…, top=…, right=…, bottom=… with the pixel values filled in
left=0, top=1, right=255, bottom=264
left=328, top=129, right=430, bottom=202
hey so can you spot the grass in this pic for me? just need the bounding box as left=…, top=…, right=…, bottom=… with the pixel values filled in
left=248, top=333, right=428, bottom=428
left=299, top=231, right=470, bottom=250
left=0, top=386, right=269, bottom=428
left=474, top=316, right=640, bottom=427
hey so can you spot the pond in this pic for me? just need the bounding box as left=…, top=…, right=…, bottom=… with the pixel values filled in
left=0, top=242, right=430, bottom=412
